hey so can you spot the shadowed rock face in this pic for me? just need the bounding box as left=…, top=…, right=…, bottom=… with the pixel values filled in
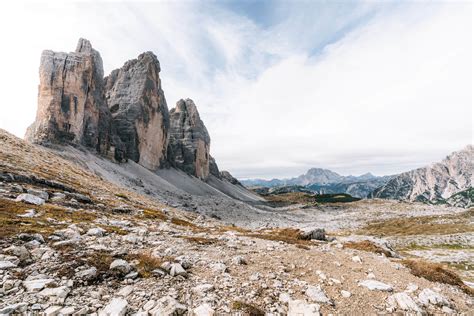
left=168, top=99, right=210, bottom=179
left=25, top=39, right=234, bottom=180
left=105, top=52, right=169, bottom=170
left=25, top=39, right=110, bottom=153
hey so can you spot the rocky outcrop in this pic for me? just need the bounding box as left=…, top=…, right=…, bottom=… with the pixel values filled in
left=25, top=39, right=227, bottom=179
left=220, top=171, right=242, bottom=186
left=167, top=99, right=211, bottom=179
left=104, top=52, right=169, bottom=169
left=209, top=156, right=221, bottom=178
left=25, top=39, right=110, bottom=153
left=371, top=146, right=473, bottom=202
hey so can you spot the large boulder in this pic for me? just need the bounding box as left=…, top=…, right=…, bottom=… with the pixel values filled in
left=25, top=38, right=110, bottom=154
left=167, top=99, right=211, bottom=179
left=105, top=52, right=169, bottom=169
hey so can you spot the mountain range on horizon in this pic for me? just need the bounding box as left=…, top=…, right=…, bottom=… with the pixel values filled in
left=242, top=146, right=473, bottom=203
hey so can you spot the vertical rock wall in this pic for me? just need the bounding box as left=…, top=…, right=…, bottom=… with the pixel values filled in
left=25, top=39, right=109, bottom=153
left=168, top=99, right=211, bottom=179
left=25, top=39, right=225, bottom=180
left=104, top=52, right=169, bottom=170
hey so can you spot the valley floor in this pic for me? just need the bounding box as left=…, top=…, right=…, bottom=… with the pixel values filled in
left=0, top=130, right=473, bottom=315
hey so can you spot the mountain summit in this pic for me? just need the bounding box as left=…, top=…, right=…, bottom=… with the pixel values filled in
left=371, top=146, right=473, bottom=202
left=24, top=39, right=222, bottom=181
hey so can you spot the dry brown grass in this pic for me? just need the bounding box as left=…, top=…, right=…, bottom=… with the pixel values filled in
left=170, top=217, right=207, bottom=232
left=231, top=301, right=265, bottom=316
left=402, top=259, right=473, bottom=295
left=170, top=217, right=197, bottom=227
left=127, top=251, right=173, bottom=278
left=141, top=209, right=168, bottom=221
left=178, top=236, right=220, bottom=245
left=358, top=210, right=474, bottom=236
left=0, top=198, right=96, bottom=238
left=86, top=251, right=114, bottom=273
left=242, top=228, right=311, bottom=246
left=215, top=224, right=251, bottom=234
left=344, top=240, right=392, bottom=257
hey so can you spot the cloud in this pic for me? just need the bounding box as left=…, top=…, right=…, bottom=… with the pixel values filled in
left=0, top=1, right=471, bottom=179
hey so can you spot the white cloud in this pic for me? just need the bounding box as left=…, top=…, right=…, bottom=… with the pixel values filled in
left=0, top=1, right=471, bottom=179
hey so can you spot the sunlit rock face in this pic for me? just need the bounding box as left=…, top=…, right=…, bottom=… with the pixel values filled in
left=167, top=99, right=211, bottom=179
left=104, top=52, right=169, bottom=170
left=25, top=38, right=110, bottom=153
left=371, top=145, right=474, bottom=202
left=25, top=38, right=223, bottom=178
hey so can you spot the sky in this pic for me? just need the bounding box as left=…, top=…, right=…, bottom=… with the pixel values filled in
left=0, top=0, right=472, bottom=179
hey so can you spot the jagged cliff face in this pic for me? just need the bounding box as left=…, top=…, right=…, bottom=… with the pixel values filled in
left=371, top=146, right=474, bottom=202
left=25, top=39, right=110, bottom=153
left=105, top=52, right=169, bottom=170
left=25, top=39, right=232, bottom=181
left=168, top=99, right=211, bottom=179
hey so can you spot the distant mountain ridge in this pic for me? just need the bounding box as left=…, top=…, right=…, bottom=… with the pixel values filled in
left=371, top=145, right=473, bottom=203
left=241, top=168, right=392, bottom=198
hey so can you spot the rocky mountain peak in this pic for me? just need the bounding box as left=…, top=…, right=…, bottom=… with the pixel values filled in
left=167, top=99, right=211, bottom=179
left=105, top=49, right=169, bottom=170
left=25, top=38, right=109, bottom=153
left=25, top=38, right=232, bottom=181
left=371, top=146, right=473, bottom=202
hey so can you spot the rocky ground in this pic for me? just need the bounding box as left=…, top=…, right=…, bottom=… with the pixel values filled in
left=1, top=131, right=473, bottom=315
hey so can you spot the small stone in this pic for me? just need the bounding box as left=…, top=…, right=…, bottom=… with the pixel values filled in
left=117, top=285, right=134, bottom=297
left=249, top=272, right=260, bottom=281
left=59, top=306, right=76, bottom=315
left=99, top=298, right=128, bottom=316
left=210, top=262, right=227, bottom=273
left=170, top=263, right=187, bottom=277
left=27, top=188, right=49, bottom=200
left=15, top=193, right=45, bottom=205
left=388, top=292, right=423, bottom=313
left=87, top=227, right=106, bottom=237
left=0, top=261, right=17, bottom=270
left=22, top=278, right=55, bottom=292
left=0, top=303, right=28, bottom=315
left=3, top=279, right=15, bottom=291
left=193, top=304, right=215, bottom=316
left=279, top=292, right=291, bottom=303
left=352, top=256, right=362, bottom=263
left=341, top=290, right=351, bottom=298
left=192, top=284, right=214, bottom=296
left=18, top=233, right=45, bottom=243
left=302, top=228, right=326, bottom=241
left=305, top=285, right=333, bottom=305
left=405, top=283, right=418, bottom=293
left=5, top=245, right=30, bottom=262
left=51, top=192, right=66, bottom=201
left=288, top=300, right=320, bottom=316
left=17, top=209, right=37, bottom=218
left=232, top=255, right=247, bottom=265
left=149, top=296, right=187, bottom=316
left=418, top=288, right=450, bottom=307
left=38, top=286, right=70, bottom=301
left=143, top=300, right=156, bottom=311
left=358, top=280, right=393, bottom=292
left=76, top=267, right=97, bottom=281
left=110, top=259, right=132, bottom=275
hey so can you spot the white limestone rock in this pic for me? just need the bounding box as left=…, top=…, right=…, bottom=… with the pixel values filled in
left=99, top=297, right=128, bottom=316
left=358, top=280, right=393, bottom=291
